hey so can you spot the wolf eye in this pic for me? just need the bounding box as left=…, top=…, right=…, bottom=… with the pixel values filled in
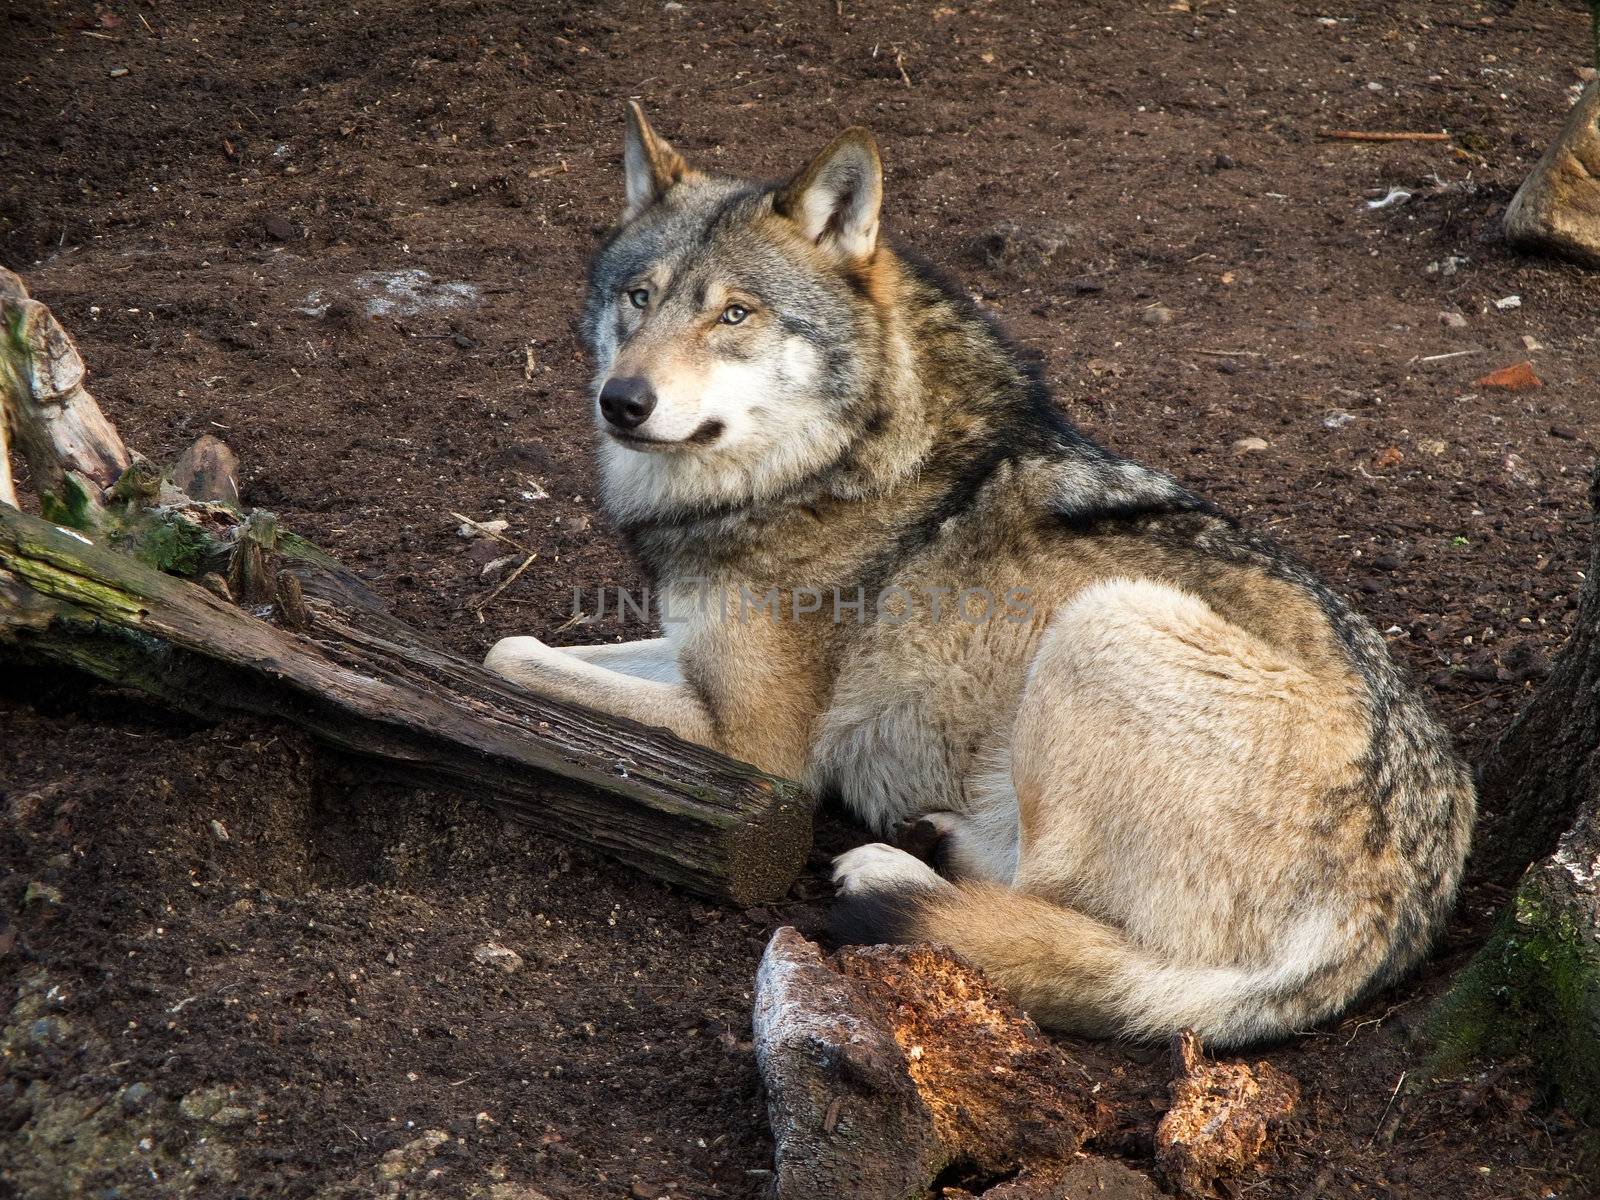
left=720, top=304, right=749, bottom=325
left=627, top=288, right=650, bottom=309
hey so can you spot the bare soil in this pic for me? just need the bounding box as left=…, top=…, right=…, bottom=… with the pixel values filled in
left=4, top=1, right=1599, bottom=1197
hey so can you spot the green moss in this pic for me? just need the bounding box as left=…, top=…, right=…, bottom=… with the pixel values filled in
left=1430, top=876, right=1600, bottom=1125
left=130, top=515, right=214, bottom=576
left=39, top=475, right=98, bottom=532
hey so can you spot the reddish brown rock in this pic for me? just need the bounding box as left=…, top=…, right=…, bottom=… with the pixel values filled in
left=1154, top=1029, right=1299, bottom=1198
left=1475, top=360, right=1544, bottom=391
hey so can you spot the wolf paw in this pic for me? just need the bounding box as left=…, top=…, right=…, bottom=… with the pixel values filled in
left=832, top=843, right=946, bottom=896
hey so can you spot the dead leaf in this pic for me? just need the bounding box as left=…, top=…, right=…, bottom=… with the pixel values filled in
left=1475, top=360, right=1543, bottom=391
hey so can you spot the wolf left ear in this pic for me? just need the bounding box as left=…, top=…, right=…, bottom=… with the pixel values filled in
left=622, top=101, right=691, bottom=220
left=776, top=128, right=883, bottom=261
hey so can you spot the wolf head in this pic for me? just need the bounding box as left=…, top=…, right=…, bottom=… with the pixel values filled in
left=581, top=104, right=910, bottom=523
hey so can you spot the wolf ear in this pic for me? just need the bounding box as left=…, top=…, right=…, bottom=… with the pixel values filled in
left=623, top=102, right=690, bottom=220
left=776, top=128, right=883, bottom=261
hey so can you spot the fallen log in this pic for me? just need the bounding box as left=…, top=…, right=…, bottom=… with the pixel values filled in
left=752, top=927, right=1139, bottom=1199
left=0, top=268, right=812, bottom=906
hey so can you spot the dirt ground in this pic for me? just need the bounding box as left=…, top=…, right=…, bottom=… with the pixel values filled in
left=3, top=0, right=1599, bottom=1196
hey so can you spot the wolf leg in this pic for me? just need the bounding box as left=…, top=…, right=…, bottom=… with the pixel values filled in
left=485, top=635, right=714, bottom=747
left=917, top=803, right=1020, bottom=885
left=556, top=636, right=682, bottom=683
left=832, top=843, right=950, bottom=896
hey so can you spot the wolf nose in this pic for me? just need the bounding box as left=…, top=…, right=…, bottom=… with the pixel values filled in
left=599, top=376, right=657, bottom=430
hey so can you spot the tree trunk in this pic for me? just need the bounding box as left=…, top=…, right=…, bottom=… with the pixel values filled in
left=1472, top=469, right=1600, bottom=884
left=1433, top=466, right=1600, bottom=1131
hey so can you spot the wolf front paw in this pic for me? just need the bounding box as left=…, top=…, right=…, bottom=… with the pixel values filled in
left=484, top=635, right=559, bottom=684
left=831, top=842, right=947, bottom=896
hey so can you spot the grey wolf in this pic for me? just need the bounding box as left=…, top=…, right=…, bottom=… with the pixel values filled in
left=485, top=104, right=1476, bottom=1047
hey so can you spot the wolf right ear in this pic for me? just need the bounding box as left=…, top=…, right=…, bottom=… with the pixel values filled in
left=776, top=128, right=883, bottom=262
left=623, top=102, right=691, bottom=220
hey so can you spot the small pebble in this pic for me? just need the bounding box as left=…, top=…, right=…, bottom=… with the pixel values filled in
left=472, top=942, right=525, bottom=974
left=1141, top=305, right=1174, bottom=326
left=457, top=517, right=509, bottom=539
left=109, top=67, right=130, bottom=78
left=1232, top=436, right=1269, bottom=453
left=1438, top=311, right=1468, bottom=329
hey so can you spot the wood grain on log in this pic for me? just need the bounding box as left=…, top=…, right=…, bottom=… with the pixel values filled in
left=1154, top=1029, right=1299, bottom=1199
left=0, top=504, right=812, bottom=905
left=0, top=267, right=130, bottom=501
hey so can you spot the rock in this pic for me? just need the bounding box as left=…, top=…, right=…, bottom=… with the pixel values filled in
left=481, top=553, right=521, bottom=578
left=1140, top=305, right=1175, bottom=326
left=1522, top=334, right=1546, bottom=352
left=472, top=942, right=525, bottom=974
left=119, top=1082, right=153, bottom=1113
left=209, top=819, right=230, bottom=842
left=1439, top=311, right=1468, bottom=329
left=1476, top=360, right=1543, bottom=391
left=27, top=1015, right=71, bottom=1049
left=1505, top=81, right=1600, bottom=269
left=1231, top=436, right=1269, bottom=453
left=23, top=881, right=62, bottom=906
left=466, top=539, right=508, bottom=570
left=753, top=927, right=1106, bottom=1200
left=377, top=1130, right=452, bottom=1182
left=1213, top=153, right=1237, bottom=170
left=262, top=215, right=296, bottom=242
left=1154, top=1029, right=1299, bottom=1199
left=1504, top=452, right=1541, bottom=487
left=1322, top=409, right=1355, bottom=430
left=457, top=517, right=509, bottom=539
left=1493, top=294, right=1523, bottom=311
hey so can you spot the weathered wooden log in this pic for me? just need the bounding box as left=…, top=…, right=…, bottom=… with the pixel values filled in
left=753, top=927, right=1107, bottom=1199
left=0, top=267, right=130, bottom=508
left=0, top=488, right=812, bottom=906
left=1153, top=1030, right=1299, bottom=1199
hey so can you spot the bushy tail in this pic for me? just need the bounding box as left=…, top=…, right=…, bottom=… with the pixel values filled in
left=832, top=882, right=1336, bottom=1048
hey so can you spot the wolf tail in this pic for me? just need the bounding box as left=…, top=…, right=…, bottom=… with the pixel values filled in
left=832, top=882, right=1348, bottom=1048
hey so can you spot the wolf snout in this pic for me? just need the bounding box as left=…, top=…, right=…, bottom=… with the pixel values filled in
left=599, top=375, right=657, bottom=430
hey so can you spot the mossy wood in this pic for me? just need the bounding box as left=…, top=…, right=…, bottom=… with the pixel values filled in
left=0, top=266, right=810, bottom=907
left=1434, top=465, right=1600, bottom=1140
